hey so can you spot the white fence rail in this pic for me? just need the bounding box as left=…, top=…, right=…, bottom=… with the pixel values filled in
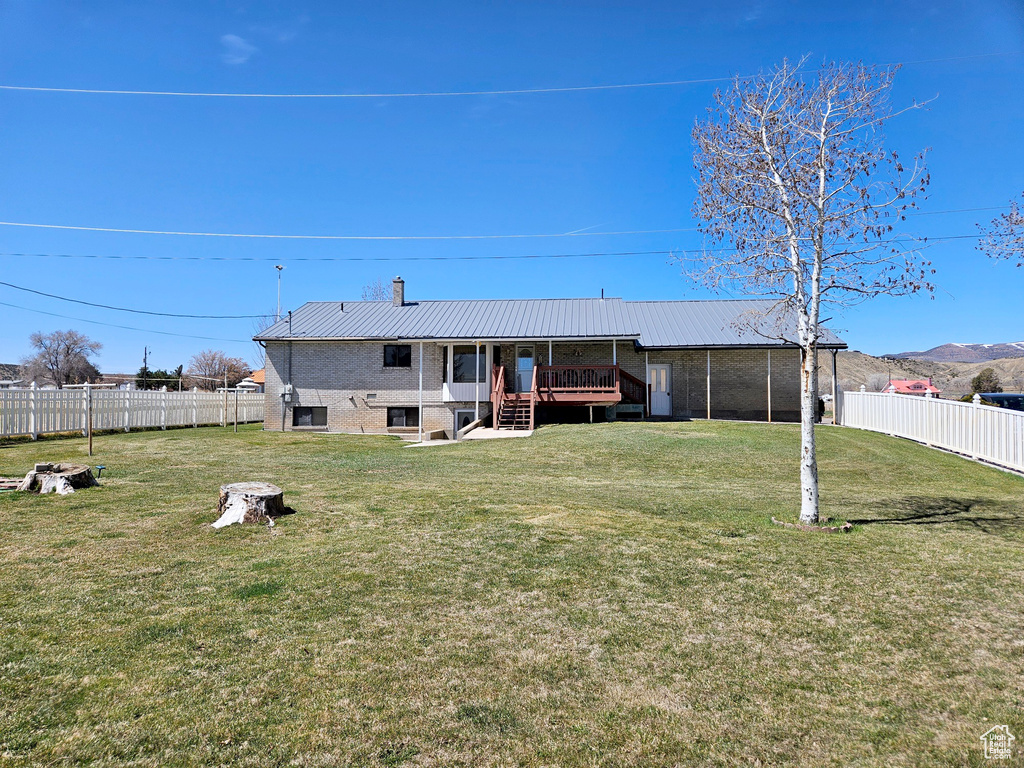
left=839, top=389, right=1024, bottom=473
left=0, top=386, right=265, bottom=439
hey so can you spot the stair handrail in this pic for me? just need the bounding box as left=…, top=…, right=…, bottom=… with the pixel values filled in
left=618, top=368, right=647, bottom=405
left=492, top=364, right=506, bottom=423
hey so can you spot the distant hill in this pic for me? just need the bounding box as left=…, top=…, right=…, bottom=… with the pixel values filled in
left=888, top=342, right=1024, bottom=363
left=822, top=351, right=1024, bottom=398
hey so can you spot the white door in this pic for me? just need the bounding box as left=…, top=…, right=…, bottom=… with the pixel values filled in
left=649, top=364, right=671, bottom=416
left=516, top=345, right=535, bottom=392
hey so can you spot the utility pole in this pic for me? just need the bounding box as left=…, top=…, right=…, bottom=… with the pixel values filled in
left=275, top=265, right=284, bottom=321
left=142, top=347, right=149, bottom=391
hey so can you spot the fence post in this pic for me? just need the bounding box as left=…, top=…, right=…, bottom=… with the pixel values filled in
left=192, top=387, right=198, bottom=428
left=124, top=385, right=132, bottom=432
left=161, top=386, right=168, bottom=430
left=887, top=384, right=896, bottom=436
left=972, top=393, right=981, bottom=460
left=81, top=386, right=88, bottom=436
left=924, top=392, right=934, bottom=447
left=29, top=382, right=38, bottom=440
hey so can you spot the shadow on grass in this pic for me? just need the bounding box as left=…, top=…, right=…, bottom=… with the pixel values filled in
left=849, top=496, right=1024, bottom=534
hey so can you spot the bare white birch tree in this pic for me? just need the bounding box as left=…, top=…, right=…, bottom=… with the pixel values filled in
left=978, top=193, right=1024, bottom=267
left=688, top=59, right=933, bottom=524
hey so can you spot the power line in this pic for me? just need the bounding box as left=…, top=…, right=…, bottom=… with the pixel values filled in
left=0, top=279, right=265, bottom=319
left=0, top=233, right=989, bottom=266
left=0, top=51, right=1018, bottom=99
left=0, top=249, right=678, bottom=262
left=0, top=206, right=1006, bottom=243
left=0, top=301, right=251, bottom=343
left=0, top=221, right=697, bottom=240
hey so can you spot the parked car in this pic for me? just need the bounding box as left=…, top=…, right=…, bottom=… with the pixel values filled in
left=980, top=393, right=1024, bottom=412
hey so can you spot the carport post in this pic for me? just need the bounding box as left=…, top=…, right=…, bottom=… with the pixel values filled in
left=767, top=349, right=772, bottom=423
left=706, top=350, right=711, bottom=420
left=474, top=341, right=480, bottom=422
left=418, top=342, right=424, bottom=443
left=831, top=349, right=839, bottom=425
left=645, top=351, right=650, bottom=415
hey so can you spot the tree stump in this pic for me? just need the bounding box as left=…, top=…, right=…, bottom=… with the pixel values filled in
left=18, top=463, right=98, bottom=495
left=212, top=482, right=284, bottom=528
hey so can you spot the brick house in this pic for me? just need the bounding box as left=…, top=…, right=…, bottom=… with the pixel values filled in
left=255, top=278, right=846, bottom=437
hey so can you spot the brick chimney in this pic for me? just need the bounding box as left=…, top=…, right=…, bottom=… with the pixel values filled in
left=392, top=276, right=405, bottom=307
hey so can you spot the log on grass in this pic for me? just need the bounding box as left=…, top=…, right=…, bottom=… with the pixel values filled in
left=212, top=482, right=284, bottom=528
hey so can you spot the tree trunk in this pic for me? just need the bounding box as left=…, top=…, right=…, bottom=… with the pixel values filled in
left=212, top=482, right=284, bottom=528
left=799, top=346, right=820, bottom=524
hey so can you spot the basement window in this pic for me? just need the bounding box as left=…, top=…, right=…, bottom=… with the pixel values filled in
left=384, top=344, right=412, bottom=368
left=292, top=406, right=327, bottom=427
left=387, top=407, right=419, bottom=428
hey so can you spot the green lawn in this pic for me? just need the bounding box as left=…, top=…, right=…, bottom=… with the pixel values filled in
left=1, top=422, right=1022, bottom=767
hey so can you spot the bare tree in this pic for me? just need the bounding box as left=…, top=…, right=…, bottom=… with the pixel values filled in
left=361, top=278, right=393, bottom=301
left=186, top=349, right=250, bottom=391
left=251, top=309, right=276, bottom=369
left=20, top=330, right=102, bottom=388
left=688, top=59, right=932, bottom=524
left=978, top=192, right=1024, bottom=267
left=867, top=373, right=890, bottom=392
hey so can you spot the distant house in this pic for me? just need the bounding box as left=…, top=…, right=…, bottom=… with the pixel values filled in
left=245, top=369, right=266, bottom=393
left=254, top=278, right=847, bottom=438
left=885, top=378, right=941, bottom=396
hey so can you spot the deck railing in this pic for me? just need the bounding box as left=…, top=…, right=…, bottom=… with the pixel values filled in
left=536, top=365, right=618, bottom=393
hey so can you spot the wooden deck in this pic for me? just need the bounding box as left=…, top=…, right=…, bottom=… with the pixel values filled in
left=491, top=364, right=648, bottom=430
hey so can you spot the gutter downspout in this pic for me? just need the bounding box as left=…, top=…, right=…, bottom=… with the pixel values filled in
left=474, top=341, right=480, bottom=422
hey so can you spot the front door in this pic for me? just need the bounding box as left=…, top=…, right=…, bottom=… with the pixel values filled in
left=649, top=364, right=671, bottom=416
left=516, top=345, right=535, bottom=392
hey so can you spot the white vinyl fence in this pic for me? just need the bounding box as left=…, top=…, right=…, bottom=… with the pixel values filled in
left=0, top=385, right=265, bottom=439
left=839, top=388, right=1024, bottom=473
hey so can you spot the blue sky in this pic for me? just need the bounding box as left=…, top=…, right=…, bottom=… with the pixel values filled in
left=1, top=0, right=1022, bottom=373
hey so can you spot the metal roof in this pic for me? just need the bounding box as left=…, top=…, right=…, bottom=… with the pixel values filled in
left=255, top=297, right=846, bottom=349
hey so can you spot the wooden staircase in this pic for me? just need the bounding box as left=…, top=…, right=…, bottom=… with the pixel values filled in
left=491, top=364, right=536, bottom=431
left=496, top=397, right=532, bottom=430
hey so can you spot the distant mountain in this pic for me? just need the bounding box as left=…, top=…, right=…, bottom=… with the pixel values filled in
left=888, top=342, right=1024, bottom=363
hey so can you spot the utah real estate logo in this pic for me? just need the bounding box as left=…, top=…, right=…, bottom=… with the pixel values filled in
left=980, top=725, right=1015, bottom=761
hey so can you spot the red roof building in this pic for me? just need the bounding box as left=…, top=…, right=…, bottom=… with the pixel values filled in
left=886, top=378, right=941, bottom=396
